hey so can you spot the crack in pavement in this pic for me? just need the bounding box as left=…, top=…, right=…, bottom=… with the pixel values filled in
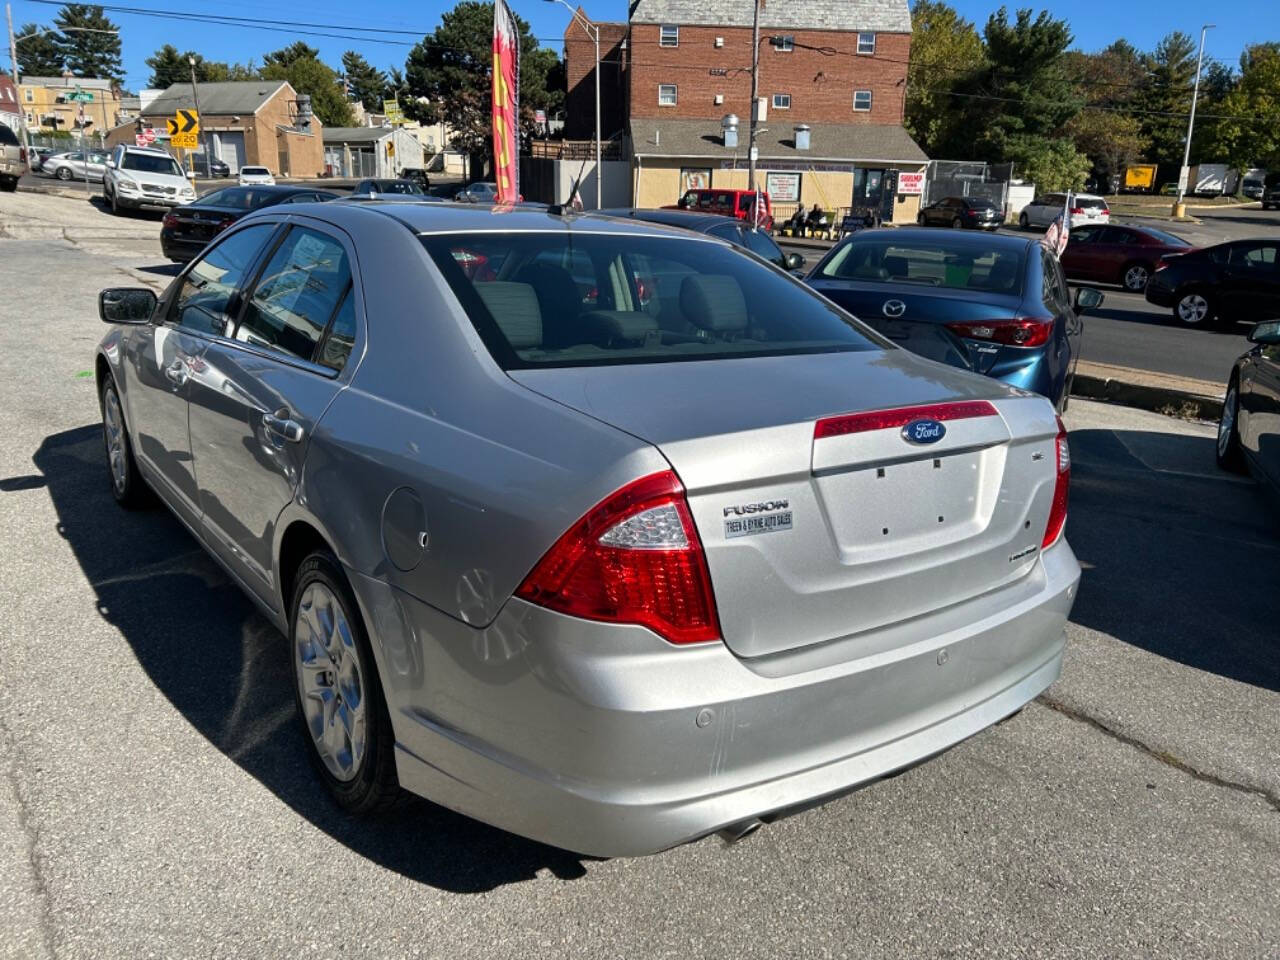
left=0, top=715, right=57, bottom=958
left=1037, top=694, right=1280, bottom=813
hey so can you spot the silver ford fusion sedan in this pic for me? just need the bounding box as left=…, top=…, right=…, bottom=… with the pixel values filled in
left=94, top=202, right=1080, bottom=856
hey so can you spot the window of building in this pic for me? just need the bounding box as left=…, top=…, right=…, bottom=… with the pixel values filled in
left=853, top=89, right=873, bottom=111
left=773, top=35, right=794, bottom=52
left=857, top=32, right=876, bottom=55
left=658, top=84, right=677, bottom=107
left=660, top=24, right=678, bottom=47
left=772, top=93, right=791, bottom=110
left=24, top=88, right=33, bottom=102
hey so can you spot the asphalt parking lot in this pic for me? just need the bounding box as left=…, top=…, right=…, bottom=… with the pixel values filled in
left=1, top=190, right=1278, bottom=959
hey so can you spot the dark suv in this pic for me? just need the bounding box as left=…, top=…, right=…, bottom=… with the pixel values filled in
left=1262, top=174, right=1280, bottom=211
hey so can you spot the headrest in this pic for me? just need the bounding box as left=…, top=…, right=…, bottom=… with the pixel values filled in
left=475, top=282, right=542, bottom=349
left=679, top=274, right=748, bottom=332
left=882, top=255, right=909, bottom=278
left=580, top=309, right=659, bottom=344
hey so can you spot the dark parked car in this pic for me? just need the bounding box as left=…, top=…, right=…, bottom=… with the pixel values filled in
left=1145, top=238, right=1280, bottom=328
left=160, top=185, right=337, bottom=262
left=596, top=208, right=806, bottom=272
left=916, top=196, right=1003, bottom=230
left=1262, top=173, right=1280, bottom=211
left=806, top=228, right=1102, bottom=410
left=350, top=178, right=428, bottom=198
left=397, top=166, right=430, bottom=189
left=1218, top=319, right=1280, bottom=494
left=191, top=155, right=231, bottom=178
left=1060, top=224, right=1193, bottom=292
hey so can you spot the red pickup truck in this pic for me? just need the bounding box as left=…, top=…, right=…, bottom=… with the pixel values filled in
left=665, top=188, right=774, bottom=231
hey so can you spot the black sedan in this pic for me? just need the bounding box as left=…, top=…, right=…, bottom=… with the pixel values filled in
left=1145, top=238, right=1280, bottom=328
left=917, top=196, right=1003, bottom=230
left=595, top=208, right=806, bottom=273
left=160, top=185, right=337, bottom=263
left=191, top=155, right=231, bottom=178
left=806, top=228, right=1102, bottom=410
left=1219, top=319, right=1280, bottom=495
left=350, top=178, right=428, bottom=198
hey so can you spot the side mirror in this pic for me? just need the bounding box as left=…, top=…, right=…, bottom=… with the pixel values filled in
left=99, top=287, right=157, bottom=324
left=1248, top=319, right=1280, bottom=344
left=785, top=252, right=806, bottom=270
left=1073, top=286, right=1104, bottom=313
left=106, top=157, right=116, bottom=168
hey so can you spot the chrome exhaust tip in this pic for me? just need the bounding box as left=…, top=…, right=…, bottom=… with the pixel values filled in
left=716, top=818, right=764, bottom=844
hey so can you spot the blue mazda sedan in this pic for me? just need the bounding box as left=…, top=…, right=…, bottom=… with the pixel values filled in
left=806, top=228, right=1102, bottom=410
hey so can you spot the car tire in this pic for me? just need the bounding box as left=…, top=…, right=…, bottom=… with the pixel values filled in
left=1172, top=288, right=1214, bottom=326
left=56, top=166, right=72, bottom=181
left=100, top=377, right=151, bottom=508
left=290, top=550, right=400, bottom=816
left=917, top=212, right=927, bottom=226
left=0, top=175, right=16, bottom=192
left=1216, top=378, right=1246, bottom=473
left=1121, top=261, right=1152, bottom=292
left=952, top=217, right=963, bottom=229
left=1019, top=212, right=1030, bottom=229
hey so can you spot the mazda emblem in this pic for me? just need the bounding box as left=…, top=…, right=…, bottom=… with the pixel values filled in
left=882, top=299, right=906, bottom=318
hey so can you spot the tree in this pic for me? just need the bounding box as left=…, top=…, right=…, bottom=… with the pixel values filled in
left=1066, top=110, right=1147, bottom=187
left=201, top=61, right=260, bottom=82
left=340, top=51, right=387, bottom=111
left=1210, top=43, right=1280, bottom=172
left=403, top=1, right=564, bottom=169
left=15, top=23, right=64, bottom=76
left=53, top=4, right=122, bottom=83
left=1064, top=41, right=1150, bottom=186
left=1008, top=135, right=1091, bottom=192
left=903, top=1, right=985, bottom=157
left=261, top=48, right=354, bottom=128
left=1137, top=32, right=1197, bottom=172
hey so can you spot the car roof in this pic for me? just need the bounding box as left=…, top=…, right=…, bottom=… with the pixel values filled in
left=840, top=226, right=1035, bottom=251
left=594, top=208, right=740, bottom=233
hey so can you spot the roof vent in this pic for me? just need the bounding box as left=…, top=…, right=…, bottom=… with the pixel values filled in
left=722, top=113, right=739, bottom=149
left=794, top=124, right=811, bottom=150
left=296, top=94, right=313, bottom=130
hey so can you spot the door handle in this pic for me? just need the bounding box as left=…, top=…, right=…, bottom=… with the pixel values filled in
left=164, top=360, right=188, bottom=386
left=263, top=412, right=304, bottom=443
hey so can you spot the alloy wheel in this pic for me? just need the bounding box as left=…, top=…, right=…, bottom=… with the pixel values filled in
left=1176, top=293, right=1209, bottom=325
left=102, top=387, right=127, bottom=493
left=1218, top=385, right=1237, bottom=458
left=1123, top=265, right=1150, bottom=291
left=294, top=581, right=367, bottom=782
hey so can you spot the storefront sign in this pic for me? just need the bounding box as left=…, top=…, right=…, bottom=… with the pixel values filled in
left=765, top=171, right=801, bottom=202
left=897, top=171, right=924, bottom=195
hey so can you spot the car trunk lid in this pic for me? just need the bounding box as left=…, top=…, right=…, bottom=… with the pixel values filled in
left=511, top=352, right=1062, bottom=659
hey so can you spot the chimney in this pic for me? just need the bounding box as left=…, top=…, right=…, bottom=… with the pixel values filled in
left=794, top=124, right=811, bottom=150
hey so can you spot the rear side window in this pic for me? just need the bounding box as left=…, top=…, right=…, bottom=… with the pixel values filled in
left=171, top=224, right=276, bottom=335
left=235, top=227, right=352, bottom=363
left=1041, top=247, right=1068, bottom=309
left=422, top=232, right=879, bottom=369
left=317, top=288, right=357, bottom=371
left=0, top=124, right=18, bottom=146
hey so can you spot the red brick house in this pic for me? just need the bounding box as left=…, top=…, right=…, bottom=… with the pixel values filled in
left=562, top=0, right=928, bottom=219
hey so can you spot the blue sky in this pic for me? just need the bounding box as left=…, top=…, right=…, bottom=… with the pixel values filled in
left=7, top=0, right=1277, bottom=92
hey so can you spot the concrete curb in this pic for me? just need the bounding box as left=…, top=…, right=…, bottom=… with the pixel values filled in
left=1071, top=364, right=1224, bottom=421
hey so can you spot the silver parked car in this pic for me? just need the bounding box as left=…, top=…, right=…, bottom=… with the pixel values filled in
left=94, top=203, right=1081, bottom=856
left=43, top=149, right=110, bottom=182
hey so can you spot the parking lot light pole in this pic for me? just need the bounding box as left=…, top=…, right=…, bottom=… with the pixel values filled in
left=546, top=0, right=600, bottom=209
left=1175, top=24, right=1214, bottom=214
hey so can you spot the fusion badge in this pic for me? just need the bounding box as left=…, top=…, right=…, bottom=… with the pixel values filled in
left=723, top=499, right=793, bottom=539
left=901, top=418, right=947, bottom=445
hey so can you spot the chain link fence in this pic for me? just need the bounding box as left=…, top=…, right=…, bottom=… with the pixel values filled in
left=922, top=161, right=1014, bottom=212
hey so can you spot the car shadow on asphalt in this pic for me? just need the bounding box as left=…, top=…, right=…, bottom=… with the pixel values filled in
left=32, top=424, right=595, bottom=892
left=1066, top=426, right=1280, bottom=693
left=1090, top=303, right=1254, bottom=337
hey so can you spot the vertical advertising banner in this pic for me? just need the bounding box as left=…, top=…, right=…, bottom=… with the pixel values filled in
left=492, top=0, right=521, bottom=204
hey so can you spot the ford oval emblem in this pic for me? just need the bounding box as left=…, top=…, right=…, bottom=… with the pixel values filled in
left=902, top=418, right=946, bottom=444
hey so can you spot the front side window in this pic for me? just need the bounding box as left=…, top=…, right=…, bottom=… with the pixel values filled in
left=422, top=232, right=880, bottom=370
left=659, top=24, right=678, bottom=47
left=853, top=90, right=873, bottom=111
left=122, top=152, right=183, bottom=177
left=235, top=227, right=352, bottom=363
left=857, top=32, right=876, bottom=54
left=772, top=93, right=791, bottom=109
left=658, top=84, right=677, bottom=106
left=742, top=227, right=784, bottom=266
left=1232, top=243, right=1278, bottom=270
left=171, top=224, right=276, bottom=335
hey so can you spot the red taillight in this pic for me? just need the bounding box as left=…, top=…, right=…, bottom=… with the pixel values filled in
left=18, top=147, right=26, bottom=163
left=946, top=317, right=1052, bottom=347
left=515, top=471, right=721, bottom=645
left=1042, top=416, right=1070, bottom=549
left=1069, top=207, right=1084, bottom=216
left=814, top=400, right=998, bottom=439
left=216, top=215, right=236, bottom=230
left=162, top=212, right=178, bottom=227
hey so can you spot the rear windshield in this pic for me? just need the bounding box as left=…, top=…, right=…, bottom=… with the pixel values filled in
left=241, top=167, right=269, bottom=175
left=199, top=187, right=281, bottom=210
left=371, top=180, right=423, bottom=194
left=422, top=231, right=881, bottom=369
left=1076, top=197, right=1108, bottom=210
left=122, top=152, right=183, bottom=176
left=816, top=236, right=1026, bottom=294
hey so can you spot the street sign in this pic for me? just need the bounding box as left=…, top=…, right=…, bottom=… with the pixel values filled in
left=135, top=134, right=148, bottom=146
left=383, top=98, right=404, bottom=125
left=170, top=131, right=198, bottom=149
left=166, top=109, right=199, bottom=136
left=66, top=86, right=95, bottom=102
left=141, top=128, right=157, bottom=144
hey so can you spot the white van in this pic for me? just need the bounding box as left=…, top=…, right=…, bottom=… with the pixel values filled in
left=104, top=145, right=197, bottom=215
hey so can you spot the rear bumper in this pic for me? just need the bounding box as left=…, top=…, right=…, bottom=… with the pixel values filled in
left=350, top=539, right=1081, bottom=857
left=159, top=234, right=205, bottom=262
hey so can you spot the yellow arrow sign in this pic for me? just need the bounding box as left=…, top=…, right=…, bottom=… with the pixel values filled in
left=166, top=109, right=199, bottom=135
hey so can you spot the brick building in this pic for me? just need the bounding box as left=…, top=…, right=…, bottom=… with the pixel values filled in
left=562, top=12, right=629, bottom=141
left=105, top=80, right=323, bottom=177
left=561, top=0, right=928, bottom=219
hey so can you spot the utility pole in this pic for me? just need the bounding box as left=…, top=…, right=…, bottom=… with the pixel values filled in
left=5, top=3, right=29, bottom=152
left=747, top=0, right=761, bottom=191
left=188, top=56, right=209, bottom=182
left=1175, top=24, right=1213, bottom=215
